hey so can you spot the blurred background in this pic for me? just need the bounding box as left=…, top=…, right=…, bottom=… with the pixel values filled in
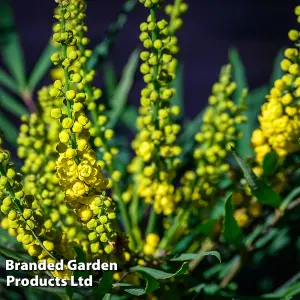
left=8, top=0, right=299, bottom=119
left=0, top=0, right=299, bottom=297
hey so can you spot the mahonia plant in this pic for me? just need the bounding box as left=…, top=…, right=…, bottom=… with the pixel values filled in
left=251, top=7, right=300, bottom=163
left=1, top=1, right=300, bottom=298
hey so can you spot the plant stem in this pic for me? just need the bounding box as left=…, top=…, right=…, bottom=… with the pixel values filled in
left=76, top=27, right=135, bottom=247
left=146, top=206, right=157, bottom=235
left=220, top=198, right=300, bottom=288
left=158, top=206, right=190, bottom=250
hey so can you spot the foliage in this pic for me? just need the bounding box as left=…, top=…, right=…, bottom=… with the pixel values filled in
left=0, top=0, right=300, bottom=299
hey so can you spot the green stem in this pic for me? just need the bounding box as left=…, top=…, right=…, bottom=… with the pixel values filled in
left=76, top=32, right=135, bottom=247
left=130, top=174, right=143, bottom=247
left=144, top=6, right=161, bottom=234
left=158, top=206, right=190, bottom=250
left=146, top=206, right=157, bottom=235
left=60, top=4, right=78, bottom=162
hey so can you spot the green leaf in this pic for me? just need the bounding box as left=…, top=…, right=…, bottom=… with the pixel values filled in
left=93, top=271, right=113, bottom=298
left=170, top=251, right=221, bottom=263
left=179, top=110, right=204, bottom=158
left=72, top=246, right=89, bottom=279
left=0, top=68, right=17, bottom=94
left=88, top=0, right=138, bottom=70
left=126, top=263, right=188, bottom=296
left=263, top=152, right=278, bottom=176
left=131, top=262, right=189, bottom=279
left=0, top=0, right=26, bottom=90
left=27, top=42, right=56, bottom=92
left=0, top=87, right=28, bottom=116
left=108, top=48, right=139, bottom=128
left=0, top=109, right=18, bottom=144
left=103, top=294, right=111, bottom=300
left=229, top=48, right=248, bottom=101
left=232, top=148, right=281, bottom=208
left=170, top=63, right=184, bottom=118
left=270, top=49, right=284, bottom=85
left=103, top=61, right=117, bottom=101
left=125, top=272, right=159, bottom=296
left=280, top=186, right=300, bottom=211
left=222, top=193, right=244, bottom=246
left=0, top=246, right=32, bottom=262
left=237, top=86, right=268, bottom=157
left=120, top=105, right=138, bottom=133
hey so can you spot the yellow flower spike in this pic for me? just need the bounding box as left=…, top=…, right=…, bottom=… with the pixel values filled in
left=252, top=9, right=300, bottom=164
left=181, top=65, right=247, bottom=206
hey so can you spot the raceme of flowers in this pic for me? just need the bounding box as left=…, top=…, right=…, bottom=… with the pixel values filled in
left=251, top=7, right=300, bottom=164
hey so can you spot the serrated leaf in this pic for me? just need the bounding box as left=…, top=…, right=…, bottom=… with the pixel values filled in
left=0, top=109, right=18, bottom=144
left=108, top=48, right=139, bottom=128
left=170, top=63, right=184, bottom=118
left=125, top=272, right=159, bottom=296
left=93, top=271, right=113, bottom=298
left=170, top=251, right=221, bottom=263
left=0, top=87, right=28, bottom=116
left=27, top=42, right=56, bottom=92
left=0, top=0, right=26, bottom=90
left=88, top=0, right=138, bottom=70
left=126, top=262, right=188, bottom=296
left=0, top=68, right=17, bottom=94
left=263, top=152, right=278, bottom=176
left=222, top=193, right=244, bottom=246
left=130, top=262, right=188, bottom=280
left=232, top=148, right=281, bottom=208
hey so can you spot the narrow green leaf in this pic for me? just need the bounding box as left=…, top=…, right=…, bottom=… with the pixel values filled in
left=120, top=106, right=138, bottom=132
left=88, top=0, right=138, bottom=69
left=0, top=68, right=17, bottom=94
left=263, top=152, right=278, bottom=176
left=103, top=61, right=117, bottom=101
left=108, top=48, right=139, bottom=128
left=232, top=148, right=281, bottom=208
left=0, top=110, right=18, bottom=144
left=179, top=110, right=204, bottom=157
left=102, top=294, right=111, bottom=300
left=229, top=48, right=248, bottom=101
left=0, top=246, right=31, bottom=262
left=170, top=63, right=184, bottom=118
left=222, top=193, right=244, bottom=246
left=280, top=186, right=300, bottom=211
left=270, top=49, right=284, bottom=86
left=237, top=86, right=268, bottom=157
left=0, top=87, right=28, bottom=116
left=93, top=271, right=113, bottom=298
left=0, top=0, right=26, bottom=90
left=170, top=251, right=221, bottom=263
left=27, top=42, right=56, bottom=92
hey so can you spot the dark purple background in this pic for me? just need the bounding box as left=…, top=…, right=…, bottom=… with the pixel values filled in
left=8, top=0, right=299, bottom=118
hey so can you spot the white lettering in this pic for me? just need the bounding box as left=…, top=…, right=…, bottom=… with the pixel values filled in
left=6, top=276, right=15, bottom=286
left=6, top=260, right=15, bottom=271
